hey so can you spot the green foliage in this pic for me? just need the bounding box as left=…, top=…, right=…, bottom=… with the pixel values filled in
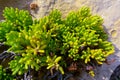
left=9, top=56, right=26, bottom=75
left=0, top=6, right=114, bottom=79
left=46, top=55, right=64, bottom=74
left=0, top=65, right=15, bottom=80
left=6, top=28, right=47, bottom=75
left=0, top=7, right=33, bottom=41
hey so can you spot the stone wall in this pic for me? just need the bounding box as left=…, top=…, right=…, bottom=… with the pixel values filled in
left=0, top=0, right=120, bottom=80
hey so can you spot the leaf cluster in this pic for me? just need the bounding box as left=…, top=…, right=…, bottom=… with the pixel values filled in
left=0, top=65, right=15, bottom=80
left=0, top=7, right=33, bottom=41
left=0, top=6, right=114, bottom=79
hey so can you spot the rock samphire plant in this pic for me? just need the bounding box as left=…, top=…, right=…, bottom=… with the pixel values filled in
left=0, top=7, right=114, bottom=80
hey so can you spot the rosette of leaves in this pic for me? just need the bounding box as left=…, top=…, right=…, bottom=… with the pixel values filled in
left=6, top=28, right=48, bottom=75
left=46, top=55, right=64, bottom=75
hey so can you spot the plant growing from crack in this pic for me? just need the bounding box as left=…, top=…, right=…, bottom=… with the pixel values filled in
left=0, top=6, right=114, bottom=79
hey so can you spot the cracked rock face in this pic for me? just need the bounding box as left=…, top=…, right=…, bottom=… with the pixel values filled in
left=0, top=0, right=120, bottom=80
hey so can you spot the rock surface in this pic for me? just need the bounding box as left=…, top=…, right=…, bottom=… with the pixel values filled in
left=0, top=0, right=120, bottom=80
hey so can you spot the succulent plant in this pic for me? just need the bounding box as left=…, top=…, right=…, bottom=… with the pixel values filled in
left=0, top=6, right=114, bottom=79
left=0, top=7, right=33, bottom=42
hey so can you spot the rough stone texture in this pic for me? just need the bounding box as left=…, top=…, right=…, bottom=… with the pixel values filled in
left=110, top=64, right=120, bottom=80
left=0, top=0, right=120, bottom=80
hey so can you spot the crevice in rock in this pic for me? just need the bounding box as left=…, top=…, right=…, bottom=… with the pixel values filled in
left=110, top=65, right=120, bottom=80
